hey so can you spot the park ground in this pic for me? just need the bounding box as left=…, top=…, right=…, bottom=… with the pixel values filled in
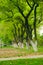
left=0, top=46, right=43, bottom=65
left=0, top=46, right=43, bottom=58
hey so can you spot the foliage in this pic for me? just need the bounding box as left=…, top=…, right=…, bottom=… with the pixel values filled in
left=0, top=21, right=14, bottom=44
left=37, top=34, right=43, bottom=46
left=0, top=0, right=43, bottom=45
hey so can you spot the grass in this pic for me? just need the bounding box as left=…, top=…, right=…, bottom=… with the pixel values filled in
left=0, top=58, right=43, bottom=65
left=0, top=46, right=43, bottom=58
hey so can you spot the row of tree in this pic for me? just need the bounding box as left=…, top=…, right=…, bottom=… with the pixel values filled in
left=0, top=0, right=43, bottom=51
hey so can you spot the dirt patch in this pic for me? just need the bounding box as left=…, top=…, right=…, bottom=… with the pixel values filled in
left=0, top=48, right=43, bottom=58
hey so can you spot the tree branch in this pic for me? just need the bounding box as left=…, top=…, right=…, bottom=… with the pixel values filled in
left=26, top=0, right=32, bottom=8
left=9, top=0, right=25, bottom=18
left=26, top=3, right=35, bottom=18
left=17, top=6, right=25, bottom=19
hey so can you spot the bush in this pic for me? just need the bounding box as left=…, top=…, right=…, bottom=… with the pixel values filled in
left=37, top=34, right=43, bottom=46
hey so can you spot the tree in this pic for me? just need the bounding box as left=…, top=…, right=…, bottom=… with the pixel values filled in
left=0, top=0, right=43, bottom=51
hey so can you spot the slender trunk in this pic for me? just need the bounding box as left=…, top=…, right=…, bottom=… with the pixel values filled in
left=21, top=24, right=24, bottom=43
left=18, top=41, right=24, bottom=48
left=29, top=26, right=32, bottom=40
left=31, top=4, right=39, bottom=51
left=26, top=41, right=30, bottom=49
left=25, top=18, right=30, bottom=49
left=25, top=18, right=29, bottom=41
left=34, top=5, right=37, bottom=40
left=30, top=40, right=38, bottom=52
left=18, top=25, right=24, bottom=48
left=34, top=4, right=38, bottom=40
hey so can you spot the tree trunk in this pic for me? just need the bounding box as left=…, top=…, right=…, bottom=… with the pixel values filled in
left=30, top=40, right=38, bottom=52
left=32, top=4, right=38, bottom=51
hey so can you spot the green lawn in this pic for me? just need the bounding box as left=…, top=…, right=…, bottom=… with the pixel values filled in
left=0, top=58, right=43, bottom=65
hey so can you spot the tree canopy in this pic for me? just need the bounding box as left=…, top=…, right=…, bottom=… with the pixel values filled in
left=0, top=0, right=43, bottom=50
